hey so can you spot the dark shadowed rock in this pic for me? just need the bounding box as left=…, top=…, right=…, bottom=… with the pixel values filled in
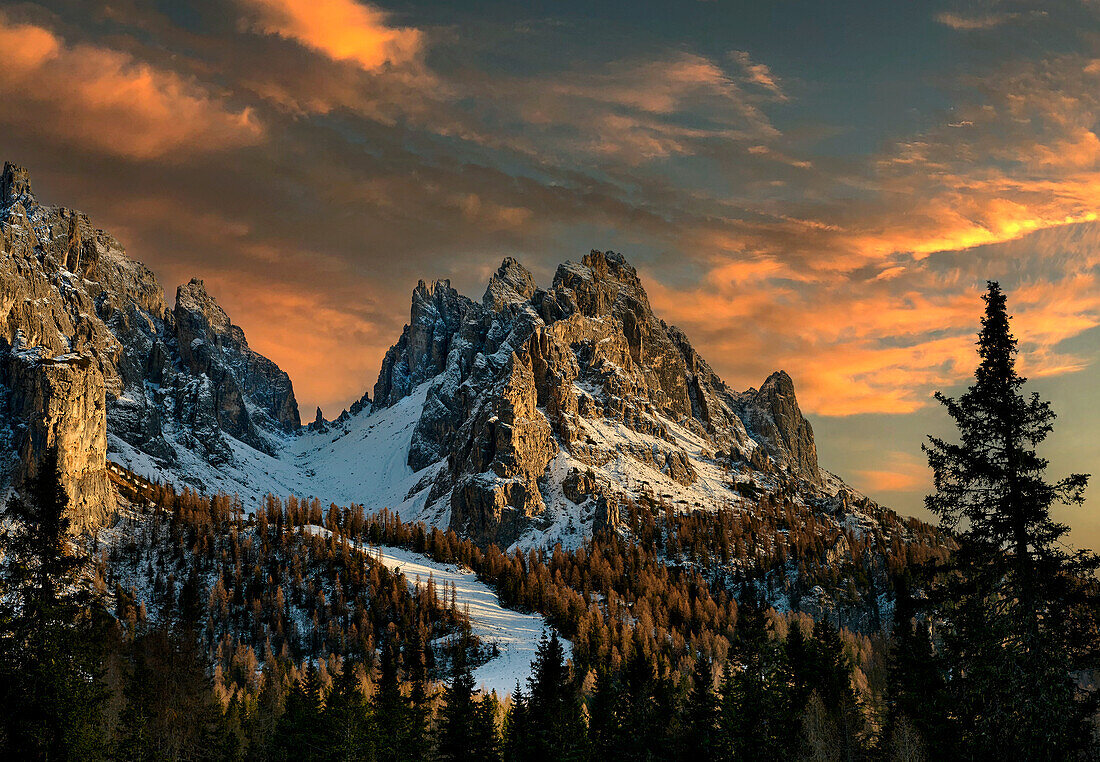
left=307, top=407, right=328, bottom=433
left=740, top=370, right=821, bottom=485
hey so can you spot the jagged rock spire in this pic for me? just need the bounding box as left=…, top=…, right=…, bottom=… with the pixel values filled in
left=1, top=162, right=34, bottom=206
left=483, top=256, right=536, bottom=310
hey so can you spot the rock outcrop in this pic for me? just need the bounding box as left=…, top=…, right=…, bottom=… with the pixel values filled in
left=0, top=162, right=301, bottom=525
left=3, top=347, right=115, bottom=533
left=738, top=371, right=821, bottom=485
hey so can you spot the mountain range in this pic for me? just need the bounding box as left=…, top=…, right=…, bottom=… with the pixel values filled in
left=0, top=161, right=938, bottom=622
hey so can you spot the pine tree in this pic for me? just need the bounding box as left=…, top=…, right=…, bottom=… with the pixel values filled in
left=323, top=659, right=372, bottom=761
left=404, top=632, right=433, bottom=762
left=470, top=693, right=503, bottom=762
left=924, top=281, right=1100, bottom=758
left=437, top=647, right=480, bottom=762
left=616, top=635, right=675, bottom=761
left=586, top=668, right=623, bottom=760
left=371, top=639, right=414, bottom=762
left=523, top=632, right=585, bottom=761
left=808, top=621, right=865, bottom=761
left=116, top=625, right=228, bottom=761
left=882, top=576, right=946, bottom=759
left=676, top=656, right=719, bottom=759
left=273, top=664, right=325, bottom=761
left=719, top=588, right=794, bottom=760
left=503, top=683, right=531, bottom=760
left=0, top=450, right=108, bottom=759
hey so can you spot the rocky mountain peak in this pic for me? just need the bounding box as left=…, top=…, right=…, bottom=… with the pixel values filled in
left=0, top=162, right=306, bottom=524
left=1, top=162, right=34, bottom=207
left=360, top=247, right=829, bottom=545
left=744, top=370, right=820, bottom=485
left=552, top=250, right=652, bottom=318
left=483, top=257, right=536, bottom=310
left=760, top=369, right=795, bottom=397
left=175, top=278, right=233, bottom=336
left=374, top=276, right=477, bottom=409
left=172, top=278, right=300, bottom=443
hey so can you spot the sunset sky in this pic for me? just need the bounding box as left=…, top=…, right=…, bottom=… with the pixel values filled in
left=3, top=0, right=1099, bottom=547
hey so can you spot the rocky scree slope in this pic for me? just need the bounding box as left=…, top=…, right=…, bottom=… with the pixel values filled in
left=0, top=163, right=299, bottom=530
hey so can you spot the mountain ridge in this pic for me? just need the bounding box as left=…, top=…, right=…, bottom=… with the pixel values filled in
left=0, top=161, right=946, bottom=630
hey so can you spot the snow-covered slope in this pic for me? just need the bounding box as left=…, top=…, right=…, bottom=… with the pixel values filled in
left=305, top=525, right=566, bottom=694
left=110, top=380, right=446, bottom=522
left=291, top=382, right=447, bottom=524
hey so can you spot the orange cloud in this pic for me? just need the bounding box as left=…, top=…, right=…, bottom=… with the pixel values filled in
left=854, top=452, right=929, bottom=494
left=195, top=272, right=390, bottom=414
left=646, top=217, right=1100, bottom=417
left=239, top=0, right=422, bottom=71
left=0, top=15, right=263, bottom=160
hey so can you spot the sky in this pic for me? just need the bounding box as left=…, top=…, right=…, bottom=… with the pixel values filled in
left=2, top=0, right=1099, bottom=547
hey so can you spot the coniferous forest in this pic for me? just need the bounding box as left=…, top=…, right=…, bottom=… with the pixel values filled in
left=1, top=284, right=1098, bottom=760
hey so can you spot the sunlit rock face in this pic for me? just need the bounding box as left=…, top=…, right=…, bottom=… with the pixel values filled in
left=0, top=162, right=300, bottom=527
left=5, top=348, right=115, bottom=533
left=373, top=250, right=822, bottom=546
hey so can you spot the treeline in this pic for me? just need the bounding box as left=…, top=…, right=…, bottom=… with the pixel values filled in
left=2, top=443, right=1098, bottom=760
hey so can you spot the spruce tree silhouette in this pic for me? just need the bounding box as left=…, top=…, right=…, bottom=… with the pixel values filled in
left=924, top=281, right=1099, bottom=759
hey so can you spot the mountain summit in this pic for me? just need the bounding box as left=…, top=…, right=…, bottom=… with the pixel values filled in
left=0, top=162, right=942, bottom=626
left=364, top=249, right=823, bottom=546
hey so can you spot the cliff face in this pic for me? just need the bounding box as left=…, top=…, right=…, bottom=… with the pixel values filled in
left=370, top=251, right=822, bottom=546
left=4, top=348, right=115, bottom=533
left=0, top=162, right=301, bottom=527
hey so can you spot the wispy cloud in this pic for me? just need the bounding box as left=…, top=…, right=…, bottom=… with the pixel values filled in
left=935, top=11, right=1019, bottom=30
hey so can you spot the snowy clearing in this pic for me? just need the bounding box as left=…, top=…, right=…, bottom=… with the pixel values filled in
left=304, top=526, right=569, bottom=695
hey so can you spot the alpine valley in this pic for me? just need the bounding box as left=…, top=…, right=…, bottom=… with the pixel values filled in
left=0, top=161, right=945, bottom=630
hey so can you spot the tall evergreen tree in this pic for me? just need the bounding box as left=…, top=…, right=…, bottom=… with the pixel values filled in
left=676, top=656, right=719, bottom=759
left=523, top=632, right=585, bottom=762
left=924, top=281, right=1100, bottom=759
left=470, top=693, right=503, bottom=762
left=616, top=635, right=676, bottom=761
left=437, top=646, right=484, bottom=762
left=115, top=624, right=228, bottom=762
left=503, top=683, right=531, bottom=761
left=719, top=588, right=794, bottom=760
left=882, top=576, right=947, bottom=759
left=273, top=664, right=325, bottom=761
left=404, top=632, right=433, bottom=762
left=585, top=668, right=623, bottom=760
left=323, top=659, right=373, bottom=761
left=0, top=450, right=108, bottom=759
left=370, top=639, right=415, bottom=762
